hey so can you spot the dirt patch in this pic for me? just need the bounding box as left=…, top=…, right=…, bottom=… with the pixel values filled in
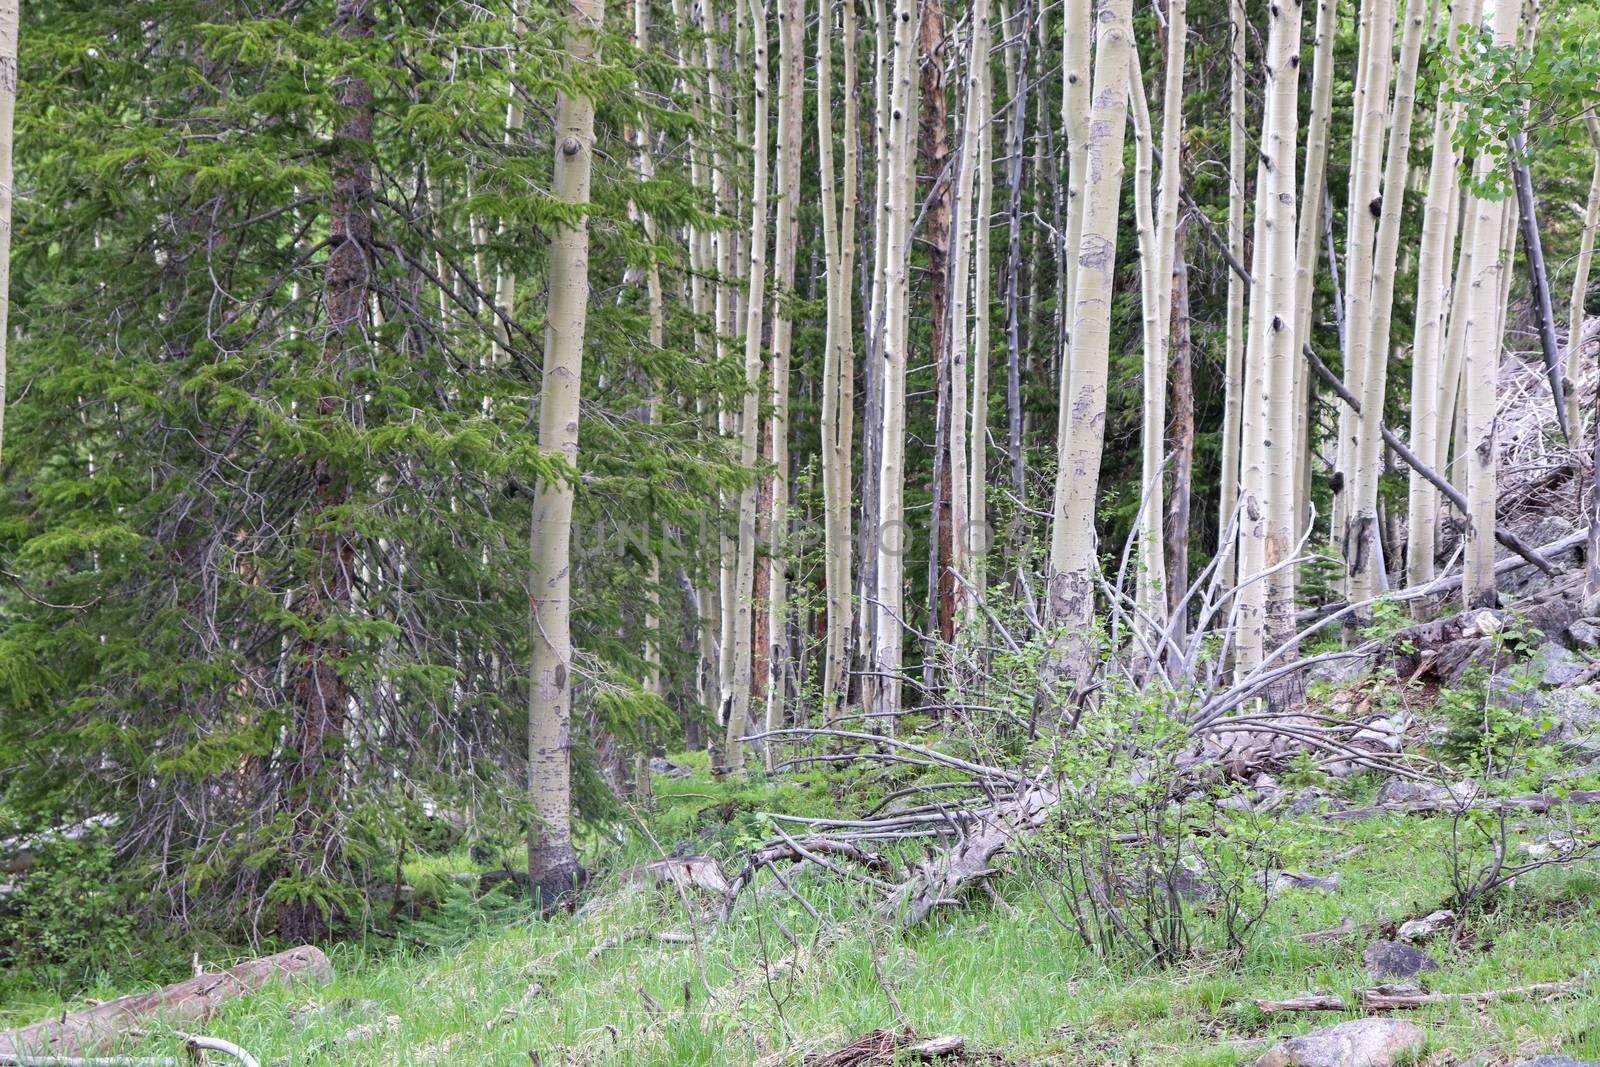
left=802, top=1028, right=1023, bottom=1066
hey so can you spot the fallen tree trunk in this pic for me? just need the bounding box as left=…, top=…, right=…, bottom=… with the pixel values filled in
left=0, top=947, right=333, bottom=1059
left=874, top=783, right=1058, bottom=928
left=1255, top=978, right=1585, bottom=1014
left=1328, top=789, right=1600, bottom=823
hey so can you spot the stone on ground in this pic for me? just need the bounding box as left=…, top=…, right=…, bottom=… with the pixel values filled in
left=1254, top=1019, right=1425, bottom=1067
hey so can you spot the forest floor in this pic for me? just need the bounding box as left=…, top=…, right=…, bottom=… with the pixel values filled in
left=6, top=749, right=1600, bottom=1066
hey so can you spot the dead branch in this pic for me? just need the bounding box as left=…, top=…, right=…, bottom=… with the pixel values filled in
left=0, top=948, right=332, bottom=1060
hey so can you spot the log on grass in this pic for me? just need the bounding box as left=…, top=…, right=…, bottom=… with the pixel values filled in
left=0, top=946, right=333, bottom=1059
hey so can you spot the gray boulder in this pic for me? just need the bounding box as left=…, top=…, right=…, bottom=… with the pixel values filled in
left=1532, top=685, right=1600, bottom=761
left=1535, top=642, right=1589, bottom=687
left=1512, top=1058, right=1600, bottom=1067
left=1361, top=939, right=1439, bottom=979
left=1566, top=618, right=1600, bottom=650
left=1254, top=1019, right=1425, bottom=1067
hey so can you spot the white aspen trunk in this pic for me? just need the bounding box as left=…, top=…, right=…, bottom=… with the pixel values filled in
left=1291, top=0, right=1340, bottom=538
left=1128, top=54, right=1164, bottom=638
left=1567, top=116, right=1600, bottom=446
left=818, top=0, right=859, bottom=724
left=968, top=3, right=994, bottom=632
left=868, top=0, right=919, bottom=726
left=948, top=0, right=989, bottom=629
left=1217, top=0, right=1247, bottom=590
left=0, top=0, right=14, bottom=460
left=1337, top=0, right=1395, bottom=604
left=528, top=0, right=604, bottom=895
left=858, top=0, right=891, bottom=667
left=1258, top=0, right=1303, bottom=653
left=1334, top=0, right=1383, bottom=543
left=1347, top=0, right=1427, bottom=609
left=722, top=0, right=769, bottom=772
left=1061, top=0, right=1091, bottom=366
left=492, top=0, right=530, bottom=364
left=1046, top=0, right=1133, bottom=659
left=1405, top=0, right=1477, bottom=594
left=1438, top=186, right=1477, bottom=496
left=762, top=0, right=802, bottom=767
left=1461, top=0, right=1521, bottom=608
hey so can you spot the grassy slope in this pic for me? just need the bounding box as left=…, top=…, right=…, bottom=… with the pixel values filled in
left=7, top=757, right=1600, bottom=1066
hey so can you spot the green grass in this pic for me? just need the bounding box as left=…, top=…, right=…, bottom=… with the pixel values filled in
left=6, top=766, right=1600, bottom=1065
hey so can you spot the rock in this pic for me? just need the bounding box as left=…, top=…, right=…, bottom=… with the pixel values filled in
left=1566, top=618, right=1600, bottom=650
left=648, top=756, right=691, bottom=778
left=1254, top=1018, right=1425, bottom=1067
left=1261, top=788, right=1350, bottom=817
left=1361, top=939, right=1439, bottom=979
left=1535, top=642, right=1588, bottom=687
left=1396, top=909, right=1454, bottom=943
left=1533, top=686, right=1600, bottom=760
left=1513, top=1058, right=1600, bottom=1067
left=1270, top=870, right=1340, bottom=894
left=1375, top=779, right=1452, bottom=806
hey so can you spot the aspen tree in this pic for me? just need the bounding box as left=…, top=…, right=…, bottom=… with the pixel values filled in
left=968, top=0, right=995, bottom=629
left=1461, top=0, right=1521, bottom=608
left=867, top=0, right=918, bottom=725
left=1337, top=0, right=1395, bottom=603
left=0, top=0, right=14, bottom=459
left=859, top=0, right=891, bottom=670
left=1405, top=0, right=1478, bottom=594
left=919, top=0, right=955, bottom=647
left=1217, top=0, right=1246, bottom=588
left=1061, top=0, right=1091, bottom=361
left=1347, top=0, right=1427, bottom=609
left=947, top=0, right=990, bottom=629
left=491, top=0, right=529, bottom=362
left=1567, top=116, right=1600, bottom=446
left=818, top=0, right=860, bottom=723
left=1291, top=0, right=1340, bottom=536
left=1134, top=0, right=1185, bottom=636
left=1258, top=0, right=1304, bottom=651
left=1046, top=0, right=1133, bottom=660
left=762, top=0, right=802, bottom=766
left=1335, top=0, right=1386, bottom=542
left=1129, top=54, right=1163, bottom=637
left=527, top=0, right=604, bottom=897
left=721, top=0, right=770, bottom=771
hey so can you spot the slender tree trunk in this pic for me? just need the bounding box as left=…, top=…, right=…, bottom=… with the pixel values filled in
left=1217, top=0, right=1247, bottom=587
left=762, top=0, right=802, bottom=767
left=1292, top=0, right=1340, bottom=537
left=279, top=0, right=373, bottom=942
left=1002, top=0, right=1030, bottom=503
left=1045, top=0, right=1132, bottom=667
left=721, top=0, right=770, bottom=771
left=1566, top=116, right=1600, bottom=450
left=1250, top=0, right=1303, bottom=665
left=0, top=0, right=17, bottom=461
left=1347, top=0, right=1426, bottom=612
left=1165, top=212, right=1193, bottom=641
left=1406, top=0, right=1477, bottom=596
left=527, top=0, right=604, bottom=898
left=968, top=0, right=995, bottom=632
left=1462, top=0, right=1521, bottom=608
left=919, top=0, right=955, bottom=650
left=865, top=0, right=918, bottom=726
left=819, top=0, right=859, bottom=724
left=491, top=0, right=530, bottom=363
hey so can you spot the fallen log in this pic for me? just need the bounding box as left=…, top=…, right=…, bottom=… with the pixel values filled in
left=1327, top=789, right=1600, bottom=823
left=1253, top=978, right=1585, bottom=1014
left=0, top=947, right=333, bottom=1059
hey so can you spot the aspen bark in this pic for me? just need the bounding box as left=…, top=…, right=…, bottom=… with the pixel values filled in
left=919, top=0, right=955, bottom=650
left=1128, top=53, right=1163, bottom=637
left=1217, top=0, right=1246, bottom=587
left=1347, top=0, right=1426, bottom=609
left=0, top=0, right=14, bottom=460
left=762, top=0, right=802, bottom=766
left=721, top=0, right=770, bottom=771
left=1257, top=0, right=1303, bottom=652
left=1337, top=0, right=1396, bottom=605
left=818, top=0, right=859, bottom=724
left=1291, top=0, right=1340, bottom=537
left=1165, top=212, right=1194, bottom=637
left=865, top=0, right=918, bottom=725
left=968, top=0, right=995, bottom=630
left=1061, top=0, right=1091, bottom=369
left=1461, top=0, right=1521, bottom=608
left=528, top=0, right=604, bottom=895
left=1406, top=0, right=1477, bottom=594
left=1046, top=0, right=1132, bottom=659
left=1566, top=115, right=1600, bottom=447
